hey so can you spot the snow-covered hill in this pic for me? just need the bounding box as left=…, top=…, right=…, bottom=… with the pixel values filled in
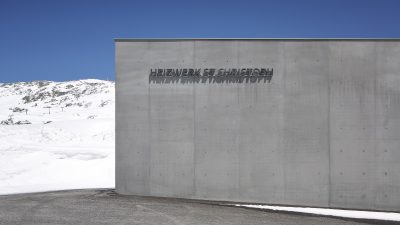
left=0, top=79, right=115, bottom=194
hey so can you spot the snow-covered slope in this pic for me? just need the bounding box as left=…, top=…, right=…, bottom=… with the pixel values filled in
left=0, top=79, right=114, bottom=194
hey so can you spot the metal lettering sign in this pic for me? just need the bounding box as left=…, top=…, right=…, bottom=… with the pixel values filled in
left=149, top=68, right=273, bottom=84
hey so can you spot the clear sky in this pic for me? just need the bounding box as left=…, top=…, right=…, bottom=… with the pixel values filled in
left=1, top=0, right=400, bottom=83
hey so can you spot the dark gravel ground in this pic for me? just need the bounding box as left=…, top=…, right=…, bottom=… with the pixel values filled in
left=0, top=189, right=395, bottom=225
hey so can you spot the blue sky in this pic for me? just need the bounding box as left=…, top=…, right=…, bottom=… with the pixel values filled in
left=1, top=0, right=400, bottom=83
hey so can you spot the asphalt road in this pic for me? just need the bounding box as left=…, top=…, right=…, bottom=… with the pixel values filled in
left=0, top=189, right=392, bottom=225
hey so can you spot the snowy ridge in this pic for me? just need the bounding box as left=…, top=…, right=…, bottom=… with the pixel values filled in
left=0, top=79, right=114, bottom=124
left=0, top=79, right=115, bottom=194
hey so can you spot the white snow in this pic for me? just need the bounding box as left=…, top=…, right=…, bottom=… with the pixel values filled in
left=233, top=204, right=400, bottom=222
left=0, top=79, right=114, bottom=195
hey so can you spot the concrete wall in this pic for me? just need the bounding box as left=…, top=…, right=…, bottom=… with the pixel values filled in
left=115, top=39, right=400, bottom=212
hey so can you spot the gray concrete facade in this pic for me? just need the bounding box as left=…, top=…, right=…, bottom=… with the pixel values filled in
left=115, top=39, right=400, bottom=212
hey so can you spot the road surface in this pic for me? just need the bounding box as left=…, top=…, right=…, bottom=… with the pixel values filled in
left=0, top=189, right=391, bottom=225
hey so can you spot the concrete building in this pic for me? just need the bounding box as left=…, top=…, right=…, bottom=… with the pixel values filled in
left=115, top=39, right=400, bottom=212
